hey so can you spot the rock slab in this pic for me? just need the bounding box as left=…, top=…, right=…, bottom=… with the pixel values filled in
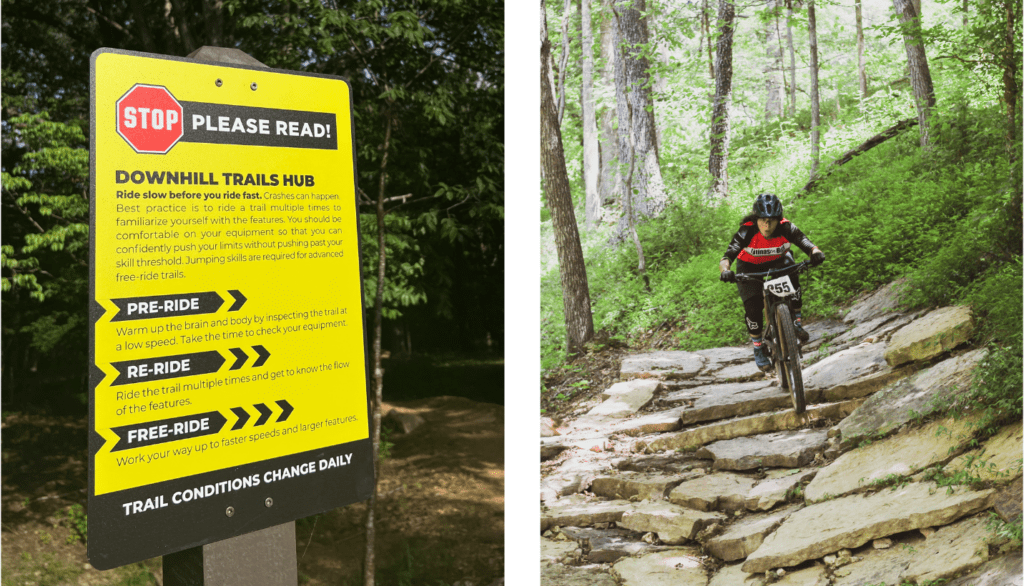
left=805, top=416, right=977, bottom=502
left=741, top=482, right=994, bottom=573
left=885, top=305, right=975, bottom=367
left=668, top=472, right=756, bottom=512
left=588, top=380, right=660, bottom=418
left=613, top=549, right=707, bottom=586
left=838, top=349, right=985, bottom=446
left=705, top=504, right=800, bottom=562
left=697, top=429, right=829, bottom=471
left=945, top=553, right=1023, bottom=586
left=621, top=351, right=704, bottom=380
left=901, top=514, right=992, bottom=583
left=542, top=496, right=635, bottom=533
left=619, top=502, right=726, bottom=544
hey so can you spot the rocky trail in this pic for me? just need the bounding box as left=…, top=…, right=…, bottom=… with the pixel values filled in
left=540, top=282, right=1023, bottom=585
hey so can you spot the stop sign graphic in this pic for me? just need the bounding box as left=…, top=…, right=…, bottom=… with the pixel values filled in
left=115, top=84, right=183, bottom=154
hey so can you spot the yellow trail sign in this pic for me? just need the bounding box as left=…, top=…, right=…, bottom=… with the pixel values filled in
left=88, top=49, right=372, bottom=570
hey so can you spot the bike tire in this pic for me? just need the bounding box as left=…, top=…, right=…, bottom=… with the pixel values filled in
left=775, top=304, right=806, bottom=414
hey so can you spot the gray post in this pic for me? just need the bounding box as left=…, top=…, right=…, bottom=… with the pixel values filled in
left=161, top=46, right=297, bottom=586
left=164, top=522, right=298, bottom=586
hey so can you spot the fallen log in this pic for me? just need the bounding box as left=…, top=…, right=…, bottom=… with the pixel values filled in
left=794, top=117, right=919, bottom=199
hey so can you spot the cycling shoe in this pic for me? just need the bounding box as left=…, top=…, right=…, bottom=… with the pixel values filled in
left=753, top=344, right=771, bottom=371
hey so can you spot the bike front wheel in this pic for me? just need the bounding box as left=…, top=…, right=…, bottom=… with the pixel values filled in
left=775, top=304, right=806, bottom=414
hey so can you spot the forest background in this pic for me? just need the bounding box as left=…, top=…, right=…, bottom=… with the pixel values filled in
left=540, top=0, right=1021, bottom=432
left=2, top=1, right=503, bottom=585
left=3, top=0, right=504, bottom=414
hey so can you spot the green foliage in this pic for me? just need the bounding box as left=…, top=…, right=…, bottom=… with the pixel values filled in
left=61, top=503, right=88, bottom=544
left=858, top=473, right=911, bottom=491
left=987, top=511, right=1024, bottom=546
left=379, top=423, right=396, bottom=461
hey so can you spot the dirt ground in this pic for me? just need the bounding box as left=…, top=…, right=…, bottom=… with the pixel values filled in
left=1, top=395, right=503, bottom=586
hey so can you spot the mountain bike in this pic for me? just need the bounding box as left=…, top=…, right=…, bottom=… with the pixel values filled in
left=728, top=261, right=812, bottom=414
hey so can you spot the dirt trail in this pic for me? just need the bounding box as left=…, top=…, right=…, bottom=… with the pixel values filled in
left=1, top=395, right=503, bottom=586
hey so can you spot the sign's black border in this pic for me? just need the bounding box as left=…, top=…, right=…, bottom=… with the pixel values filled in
left=88, top=47, right=373, bottom=570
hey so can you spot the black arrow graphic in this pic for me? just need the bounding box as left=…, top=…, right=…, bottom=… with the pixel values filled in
left=229, top=348, right=248, bottom=370
left=252, top=345, right=270, bottom=367
left=275, top=400, right=294, bottom=423
left=109, top=411, right=227, bottom=452
left=230, top=407, right=250, bottom=430
left=227, top=290, right=247, bottom=312
left=110, top=351, right=225, bottom=386
left=253, top=403, right=273, bottom=426
left=108, top=292, right=225, bottom=322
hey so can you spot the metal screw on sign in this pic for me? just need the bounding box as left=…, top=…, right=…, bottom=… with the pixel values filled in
left=250, top=82, right=258, bottom=91
left=225, top=506, right=235, bottom=517
left=265, top=498, right=274, bottom=508
left=216, top=78, right=223, bottom=87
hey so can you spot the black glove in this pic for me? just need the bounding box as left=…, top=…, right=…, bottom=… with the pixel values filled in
left=810, top=250, right=825, bottom=266
left=720, top=270, right=736, bottom=283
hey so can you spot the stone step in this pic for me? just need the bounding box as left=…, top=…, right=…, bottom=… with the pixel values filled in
left=885, top=305, right=975, bottom=367
left=696, top=429, right=830, bottom=471
left=667, top=471, right=757, bottom=512
left=620, top=351, right=705, bottom=381
left=741, top=482, right=995, bottom=573
left=589, top=472, right=692, bottom=501
left=944, top=553, right=1022, bottom=586
left=706, top=504, right=801, bottom=561
left=558, top=526, right=662, bottom=564
left=709, top=563, right=767, bottom=585
left=746, top=468, right=818, bottom=511
left=838, top=349, right=986, bottom=448
left=640, top=399, right=863, bottom=453
left=618, top=501, right=727, bottom=544
left=805, top=415, right=978, bottom=503
left=612, top=549, right=707, bottom=586
left=542, top=495, right=636, bottom=533
left=541, top=562, right=618, bottom=586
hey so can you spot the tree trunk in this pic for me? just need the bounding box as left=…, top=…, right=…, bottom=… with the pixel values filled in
left=542, top=2, right=595, bottom=357
left=203, top=0, right=223, bottom=46
left=363, top=107, right=393, bottom=586
left=598, top=1, right=620, bottom=208
left=705, top=0, right=715, bottom=81
left=798, top=117, right=919, bottom=195
left=856, top=0, right=868, bottom=101
left=809, top=0, right=821, bottom=178
left=766, top=0, right=784, bottom=120
left=786, top=0, right=797, bottom=117
left=613, top=0, right=666, bottom=221
left=582, top=0, right=602, bottom=226
left=708, top=0, right=735, bottom=201
left=557, top=0, right=573, bottom=124
left=619, top=77, right=651, bottom=292
left=892, top=0, right=936, bottom=147
left=963, top=0, right=968, bottom=26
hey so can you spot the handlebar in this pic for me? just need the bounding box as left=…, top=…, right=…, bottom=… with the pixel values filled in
left=734, top=260, right=811, bottom=282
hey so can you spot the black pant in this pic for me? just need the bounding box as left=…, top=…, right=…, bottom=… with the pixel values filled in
left=735, top=253, right=801, bottom=338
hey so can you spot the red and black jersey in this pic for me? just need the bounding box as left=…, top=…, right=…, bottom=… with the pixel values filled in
left=722, top=218, right=816, bottom=265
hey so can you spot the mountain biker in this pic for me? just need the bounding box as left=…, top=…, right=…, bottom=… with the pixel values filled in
left=718, top=193, right=825, bottom=371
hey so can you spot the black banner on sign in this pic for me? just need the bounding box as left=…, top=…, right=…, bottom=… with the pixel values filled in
left=109, top=411, right=228, bottom=452
left=109, top=291, right=227, bottom=322
left=180, top=102, right=338, bottom=150
left=87, top=438, right=373, bottom=570
left=109, top=350, right=225, bottom=385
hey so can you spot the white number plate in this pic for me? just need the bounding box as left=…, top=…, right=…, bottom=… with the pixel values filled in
left=764, top=275, right=796, bottom=296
